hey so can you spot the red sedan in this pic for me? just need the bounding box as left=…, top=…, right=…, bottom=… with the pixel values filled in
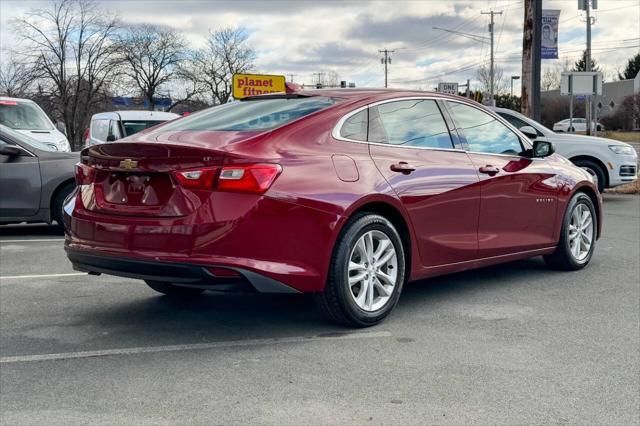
left=65, top=89, right=602, bottom=327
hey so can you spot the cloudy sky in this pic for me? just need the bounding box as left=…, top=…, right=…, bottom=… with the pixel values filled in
left=1, top=0, right=639, bottom=93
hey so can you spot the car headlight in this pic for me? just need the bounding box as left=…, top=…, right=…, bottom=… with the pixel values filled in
left=58, top=139, right=71, bottom=152
left=609, top=145, right=635, bottom=155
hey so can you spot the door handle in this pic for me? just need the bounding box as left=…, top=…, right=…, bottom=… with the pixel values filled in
left=390, top=162, right=416, bottom=174
left=479, top=165, right=500, bottom=176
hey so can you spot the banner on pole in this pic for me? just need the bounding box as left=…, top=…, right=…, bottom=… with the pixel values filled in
left=541, top=10, right=561, bottom=59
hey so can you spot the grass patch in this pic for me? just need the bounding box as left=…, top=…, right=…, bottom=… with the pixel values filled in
left=599, top=131, right=640, bottom=144
left=607, top=180, right=639, bottom=195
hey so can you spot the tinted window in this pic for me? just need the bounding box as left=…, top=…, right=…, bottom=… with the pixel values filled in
left=340, top=109, right=367, bottom=141
left=448, top=102, right=522, bottom=155
left=122, top=120, right=164, bottom=136
left=91, top=119, right=109, bottom=141
left=368, top=99, right=453, bottom=149
left=161, top=97, right=337, bottom=132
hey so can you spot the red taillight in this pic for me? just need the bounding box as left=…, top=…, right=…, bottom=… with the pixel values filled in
left=217, top=164, right=282, bottom=194
left=171, top=164, right=282, bottom=194
left=83, top=128, right=90, bottom=145
left=75, top=163, right=96, bottom=185
left=172, top=167, right=217, bottom=190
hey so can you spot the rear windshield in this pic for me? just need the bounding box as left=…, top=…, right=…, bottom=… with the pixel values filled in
left=160, top=97, right=337, bottom=132
left=122, top=120, right=166, bottom=136
left=0, top=101, right=53, bottom=131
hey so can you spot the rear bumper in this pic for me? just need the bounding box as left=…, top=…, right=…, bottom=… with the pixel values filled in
left=66, top=248, right=300, bottom=293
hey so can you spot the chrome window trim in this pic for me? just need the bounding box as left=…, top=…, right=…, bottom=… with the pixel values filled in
left=331, top=96, right=465, bottom=153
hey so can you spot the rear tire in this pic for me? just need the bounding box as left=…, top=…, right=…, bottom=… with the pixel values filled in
left=572, top=159, right=606, bottom=193
left=544, top=192, right=597, bottom=271
left=52, top=183, right=75, bottom=229
left=145, top=280, right=204, bottom=297
left=313, top=213, right=406, bottom=327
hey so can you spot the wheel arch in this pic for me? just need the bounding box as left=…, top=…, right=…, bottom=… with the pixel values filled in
left=340, top=197, right=416, bottom=280
left=569, top=155, right=610, bottom=188
left=572, top=184, right=602, bottom=239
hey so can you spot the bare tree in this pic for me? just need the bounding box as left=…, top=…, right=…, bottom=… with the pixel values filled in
left=0, top=51, right=40, bottom=97
left=541, top=67, right=561, bottom=92
left=193, top=27, right=255, bottom=104
left=11, top=0, right=120, bottom=149
left=117, top=24, right=186, bottom=110
left=477, top=64, right=507, bottom=95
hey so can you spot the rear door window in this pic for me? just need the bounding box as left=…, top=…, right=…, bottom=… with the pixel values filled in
left=339, top=109, right=368, bottom=141
left=368, top=99, right=454, bottom=149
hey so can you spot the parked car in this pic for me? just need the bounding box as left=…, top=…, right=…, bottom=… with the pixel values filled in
left=85, top=110, right=180, bottom=147
left=65, top=90, right=601, bottom=327
left=0, top=124, right=77, bottom=227
left=0, top=97, right=71, bottom=152
left=492, top=107, right=637, bottom=192
left=553, top=118, right=604, bottom=133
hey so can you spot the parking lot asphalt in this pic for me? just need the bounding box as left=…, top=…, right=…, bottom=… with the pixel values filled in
left=1, top=193, right=638, bottom=425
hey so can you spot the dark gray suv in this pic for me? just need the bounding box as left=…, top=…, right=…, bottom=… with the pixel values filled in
left=0, top=125, right=77, bottom=226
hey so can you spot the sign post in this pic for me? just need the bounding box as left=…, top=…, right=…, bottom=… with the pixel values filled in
left=561, top=71, right=603, bottom=133
left=232, top=74, right=287, bottom=99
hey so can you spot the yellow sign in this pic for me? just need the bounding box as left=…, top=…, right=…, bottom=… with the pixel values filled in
left=233, top=73, right=286, bottom=99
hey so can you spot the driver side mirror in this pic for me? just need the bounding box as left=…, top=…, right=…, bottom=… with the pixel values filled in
left=532, top=140, right=555, bottom=158
left=519, top=125, right=538, bottom=140
left=0, top=145, right=24, bottom=157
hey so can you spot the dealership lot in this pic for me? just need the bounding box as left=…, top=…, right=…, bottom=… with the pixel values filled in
left=1, top=194, right=638, bottom=425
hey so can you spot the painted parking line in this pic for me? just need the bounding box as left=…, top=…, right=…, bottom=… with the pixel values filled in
left=0, top=239, right=65, bottom=243
left=0, top=273, right=86, bottom=280
left=0, top=331, right=392, bottom=364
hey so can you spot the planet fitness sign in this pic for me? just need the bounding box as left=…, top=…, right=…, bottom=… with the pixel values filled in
left=233, top=74, right=287, bottom=99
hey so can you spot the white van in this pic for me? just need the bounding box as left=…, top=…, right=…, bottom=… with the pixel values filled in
left=0, top=97, right=71, bottom=152
left=86, top=110, right=180, bottom=147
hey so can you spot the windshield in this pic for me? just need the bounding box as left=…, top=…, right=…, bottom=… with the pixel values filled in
left=0, top=124, right=59, bottom=152
left=122, top=120, right=167, bottom=136
left=0, top=100, right=54, bottom=131
left=160, top=96, right=338, bottom=132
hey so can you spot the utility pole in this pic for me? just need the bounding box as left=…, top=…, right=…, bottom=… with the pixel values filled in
left=288, top=74, right=297, bottom=83
left=584, top=0, right=594, bottom=135
left=521, top=0, right=541, bottom=120
left=481, top=10, right=502, bottom=105
left=313, top=72, right=325, bottom=88
left=379, top=49, right=394, bottom=88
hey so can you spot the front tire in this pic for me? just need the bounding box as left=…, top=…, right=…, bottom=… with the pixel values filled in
left=145, top=280, right=204, bottom=297
left=544, top=192, right=597, bottom=271
left=572, top=159, right=606, bottom=193
left=314, top=213, right=406, bottom=327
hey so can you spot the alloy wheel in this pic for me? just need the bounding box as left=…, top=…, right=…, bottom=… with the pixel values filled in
left=347, top=230, right=398, bottom=312
left=568, top=203, right=594, bottom=262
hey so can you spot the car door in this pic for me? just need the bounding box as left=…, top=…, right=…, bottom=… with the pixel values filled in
left=445, top=100, right=559, bottom=258
left=365, top=98, right=481, bottom=267
left=0, top=137, right=41, bottom=218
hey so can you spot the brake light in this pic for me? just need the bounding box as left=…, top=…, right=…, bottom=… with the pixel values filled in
left=217, top=164, right=282, bottom=194
left=171, top=164, right=282, bottom=194
left=172, top=167, right=217, bottom=190
left=83, top=128, right=90, bottom=146
left=75, top=163, right=96, bottom=185
left=0, top=100, right=18, bottom=105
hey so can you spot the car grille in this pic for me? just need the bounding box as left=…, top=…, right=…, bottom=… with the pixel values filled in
left=620, top=165, right=637, bottom=177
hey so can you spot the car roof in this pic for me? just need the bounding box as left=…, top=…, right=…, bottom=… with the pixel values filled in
left=244, top=88, right=472, bottom=104
left=91, top=110, right=181, bottom=121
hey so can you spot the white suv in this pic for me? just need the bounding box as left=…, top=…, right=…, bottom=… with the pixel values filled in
left=492, top=107, right=637, bottom=192
left=86, top=110, right=180, bottom=147
left=0, top=97, right=71, bottom=152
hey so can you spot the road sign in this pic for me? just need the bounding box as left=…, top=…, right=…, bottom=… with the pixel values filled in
left=233, top=73, right=286, bottom=99
left=437, top=82, right=459, bottom=95
left=560, top=72, right=603, bottom=96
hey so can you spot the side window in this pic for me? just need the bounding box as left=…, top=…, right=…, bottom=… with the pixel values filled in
left=340, top=109, right=367, bottom=141
left=91, top=119, right=109, bottom=141
left=498, top=113, right=542, bottom=136
left=368, top=99, right=453, bottom=149
left=447, top=102, right=523, bottom=155
left=109, top=120, right=122, bottom=140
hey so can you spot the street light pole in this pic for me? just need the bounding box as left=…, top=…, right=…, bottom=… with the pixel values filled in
left=511, top=75, right=520, bottom=97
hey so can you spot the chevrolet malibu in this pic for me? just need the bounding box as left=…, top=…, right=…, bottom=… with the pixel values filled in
left=64, top=90, right=602, bottom=327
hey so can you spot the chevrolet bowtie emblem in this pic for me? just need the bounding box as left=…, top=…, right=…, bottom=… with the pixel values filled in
left=119, top=159, right=138, bottom=169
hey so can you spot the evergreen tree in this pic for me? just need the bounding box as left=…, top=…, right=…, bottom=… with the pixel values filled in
left=573, top=50, right=600, bottom=72
left=618, top=53, right=640, bottom=80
